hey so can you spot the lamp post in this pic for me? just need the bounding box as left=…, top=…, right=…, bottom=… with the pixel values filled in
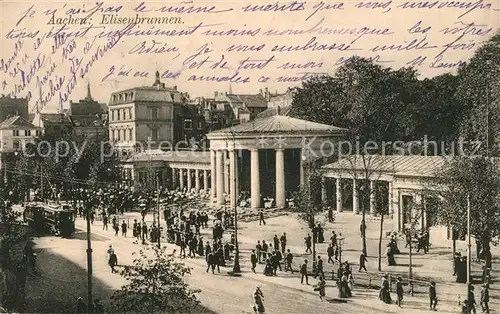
left=156, top=176, right=161, bottom=249
left=338, top=234, right=344, bottom=279
left=466, top=194, right=471, bottom=307
left=359, top=183, right=367, bottom=255
left=228, top=129, right=241, bottom=275
left=84, top=188, right=95, bottom=312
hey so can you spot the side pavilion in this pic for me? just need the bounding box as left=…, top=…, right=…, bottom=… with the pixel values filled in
left=206, top=115, right=347, bottom=209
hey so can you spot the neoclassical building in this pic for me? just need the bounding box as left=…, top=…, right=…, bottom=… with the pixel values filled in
left=321, top=155, right=450, bottom=238
left=206, top=115, right=347, bottom=209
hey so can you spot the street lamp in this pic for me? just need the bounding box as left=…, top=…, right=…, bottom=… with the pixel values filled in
left=227, top=128, right=241, bottom=275
left=338, top=234, right=345, bottom=278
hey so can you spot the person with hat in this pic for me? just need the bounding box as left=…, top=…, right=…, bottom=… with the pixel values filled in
left=468, top=284, right=477, bottom=314
left=93, top=298, right=104, bottom=314
left=429, top=281, right=438, bottom=311
left=396, top=277, right=404, bottom=307
left=453, top=252, right=461, bottom=276
left=480, top=283, right=489, bottom=313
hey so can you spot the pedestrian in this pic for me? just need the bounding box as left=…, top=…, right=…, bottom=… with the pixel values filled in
left=253, top=286, right=265, bottom=314
left=453, top=252, right=461, bottom=276
left=315, top=256, right=324, bottom=279
left=256, top=240, right=262, bottom=263
left=113, top=222, right=119, bottom=236
left=206, top=251, right=215, bottom=274
left=360, top=220, right=366, bottom=238
left=396, top=277, right=404, bottom=307
left=103, top=215, right=108, bottom=230
left=109, top=251, right=118, bottom=273
left=359, top=251, right=368, bottom=272
left=179, top=236, right=186, bottom=258
left=121, top=221, right=127, bottom=237
left=429, top=281, right=438, bottom=311
left=328, top=206, right=334, bottom=223
left=251, top=249, right=258, bottom=273
left=480, top=283, right=489, bottom=313
left=259, top=209, right=266, bottom=225
left=273, top=234, right=279, bottom=252
left=142, top=223, right=148, bottom=244
left=106, top=245, right=114, bottom=260
left=285, top=249, right=294, bottom=274
left=468, top=284, right=476, bottom=314
left=316, top=276, right=326, bottom=301
left=330, top=231, right=337, bottom=247
left=262, top=240, right=268, bottom=261
left=305, top=234, right=312, bottom=254
left=280, top=233, right=287, bottom=254
left=300, top=259, right=309, bottom=285
left=327, top=244, right=334, bottom=264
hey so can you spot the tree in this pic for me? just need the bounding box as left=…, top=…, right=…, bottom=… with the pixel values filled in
left=457, top=33, right=500, bottom=156
left=15, top=133, right=121, bottom=201
left=430, top=156, right=500, bottom=255
left=0, top=188, right=30, bottom=311
left=111, top=245, right=200, bottom=313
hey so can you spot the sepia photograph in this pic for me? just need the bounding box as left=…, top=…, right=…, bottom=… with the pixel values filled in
left=0, top=0, right=499, bottom=313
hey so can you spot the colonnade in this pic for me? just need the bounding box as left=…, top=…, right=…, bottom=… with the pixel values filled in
left=322, top=177, right=394, bottom=217
left=170, top=167, right=210, bottom=193
left=210, top=148, right=287, bottom=209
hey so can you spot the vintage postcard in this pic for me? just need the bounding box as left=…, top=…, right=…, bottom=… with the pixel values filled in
left=0, top=0, right=499, bottom=313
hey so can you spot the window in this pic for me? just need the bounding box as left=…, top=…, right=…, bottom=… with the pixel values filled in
left=151, top=107, right=158, bottom=119
left=184, top=119, right=193, bottom=130
left=117, top=109, right=120, bottom=121
left=128, top=108, right=132, bottom=120
left=123, top=110, right=126, bottom=120
left=36, top=130, right=41, bottom=136
left=111, top=110, right=115, bottom=121
left=13, top=141, right=20, bottom=150
left=25, top=130, right=31, bottom=136
left=13, top=130, right=19, bottom=136
left=129, top=129, right=133, bottom=142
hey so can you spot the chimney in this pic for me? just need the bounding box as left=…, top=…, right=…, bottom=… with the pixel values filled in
left=153, top=70, right=161, bottom=87
left=173, top=86, right=177, bottom=91
left=277, top=106, right=281, bottom=116
left=264, top=87, right=270, bottom=101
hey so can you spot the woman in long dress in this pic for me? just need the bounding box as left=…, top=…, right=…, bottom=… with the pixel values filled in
left=253, top=286, right=265, bottom=314
left=317, top=277, right=326, bottom=301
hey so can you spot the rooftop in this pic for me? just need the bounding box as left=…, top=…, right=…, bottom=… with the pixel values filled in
left=322, top=155, right=451, bottom=177
left=0, top=115, right=40, bottom=130
left=125, top=150, right=211, bottom=164
left=207, top=115, right=347, bottom=136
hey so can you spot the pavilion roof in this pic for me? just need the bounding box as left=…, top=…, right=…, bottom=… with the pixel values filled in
left=125, top=150, right=210, bottom=164
left=207, top=115, right=347, bottom=137
left=323, top=155, right=451, bottom=178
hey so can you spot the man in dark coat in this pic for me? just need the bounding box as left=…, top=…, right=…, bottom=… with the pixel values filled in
left=280, top=233, right=287, bottom=254
left=251, top=249, right=258, bottom=273
left=481, top=283, right=489, bottom=313
left=359, top=251, right=368, bottom=271
left=467, top=284, right=476, bottom=314
left=285, top=249, right=294, bottom=274
left=305, top=234, right=312, bottom=254
left=396, top=277, right=404, bottom=307
left=300, top=260, right=309, bottom=285
left=429, top=281, right=438, bottom=310
left=327, top=244, right=334, bottom=264
left=315, top=256, right=324, bottom=279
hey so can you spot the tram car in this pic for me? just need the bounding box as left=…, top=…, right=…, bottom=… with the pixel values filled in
left=24, top=203, right=76, bottom=237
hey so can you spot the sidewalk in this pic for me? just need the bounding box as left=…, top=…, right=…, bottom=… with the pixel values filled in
left=76, top=210, right=480, bottom=314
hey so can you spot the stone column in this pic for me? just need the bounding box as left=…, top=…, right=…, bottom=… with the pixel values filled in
left=336, top=177, right=343, bottom=212
left=321, top=176, right=327, bottom=204
left=353, top=179, right=359, bottom=215
left=171, top=168, right=176, bottom=190
left=300, top=149, right=306, bottom=187
left=229, top=149, right=238, bottom=208
left=195, top=169, right=200, bottom=193
left=179, top=169, right=184, bottom=191
left=216, top=150, right=225, bottom=206
left=224, top=157, right=230, bottom=195
left=210, top=150, right=216, bottom=202
left=370, top=180, right=376, bottom=215
left=250, top=148, right=261, bottom=209
left=204, top=169, right=209, bottom=191
left=388, top=181, right=394, bottom=216
left=414, top=193, right=423, bottom=229
left=275, top=148, right=286, bottom=208
left=187, top=169, right=192, bottom=192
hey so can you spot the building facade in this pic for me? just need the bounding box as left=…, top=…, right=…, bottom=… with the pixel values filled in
left=108, top=71, right=187, bottom=155
left=0, top=96, right=29, bottom=122
left=69, top=83, right=108, bottom=139
left=0, top=116, right=42, bottom=152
